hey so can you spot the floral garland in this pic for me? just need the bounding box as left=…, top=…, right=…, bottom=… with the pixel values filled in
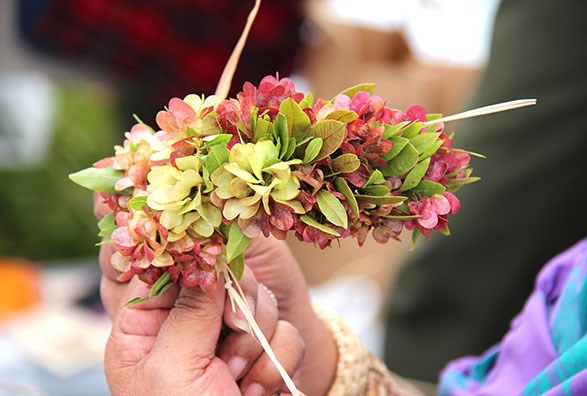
left=70, top=76, right=479, bottom=297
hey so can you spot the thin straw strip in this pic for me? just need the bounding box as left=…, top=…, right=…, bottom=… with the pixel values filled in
left=224, top=268, right=304, bottom=396
left=214, top=0, right=262, bottom=100
left=423, top=99, right=537, bottom=126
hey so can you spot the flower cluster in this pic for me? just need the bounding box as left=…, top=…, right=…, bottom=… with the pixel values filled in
left=70, top=76, right=479, bottom=293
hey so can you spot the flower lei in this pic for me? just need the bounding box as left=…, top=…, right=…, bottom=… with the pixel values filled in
left=71, top=76, right=478, bottom=296
left=69, top=2, right=535, bottom=392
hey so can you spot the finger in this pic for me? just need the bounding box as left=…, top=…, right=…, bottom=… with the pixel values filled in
left=100, top=275, right=126, bottom=319
left=239, top=320, right=305, bottom=396
left=100, top=243, right=122, bottom=283
left=219, top=273, right=279, bottom=379
left=148, top=278, right=226, bottom=367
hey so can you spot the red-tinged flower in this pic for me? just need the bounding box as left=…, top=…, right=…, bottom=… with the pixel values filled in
left=156, top=95, right=221, bottom=138
left=406, top=192, right=460, bottom=237
left=394, top=104, right=427, bottom=123
left=237, top=75, right=304, bottom=115
left=426, top=150, right=471, bottom=184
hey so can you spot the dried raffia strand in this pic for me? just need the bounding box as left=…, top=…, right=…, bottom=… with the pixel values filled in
left=222, top=266, right=305, bottom=396
left=214, top=0, right=262, bottom=100
left=423, top=99, right=537, bottom=125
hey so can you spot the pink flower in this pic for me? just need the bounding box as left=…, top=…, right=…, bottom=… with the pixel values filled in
left=407, top=192, right=460, bottom=237
left=237, top=75, right=304, bottom=113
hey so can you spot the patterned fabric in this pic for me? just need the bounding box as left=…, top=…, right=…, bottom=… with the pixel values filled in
left=439, top=239, right=587, bottom=395
left=18, top=0, right=303, bottom=102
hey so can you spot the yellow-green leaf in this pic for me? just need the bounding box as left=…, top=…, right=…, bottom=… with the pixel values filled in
left=332, top=153, right=361, bottom=173
left=445, top=177, right=480, bottom=192
left=98, top=213, right=116, bottom=238
left=303, top=138, right=323, bottom=164
left=326, top=110, right=358, bottom=124
left=401, top=122, right=424, bottom=139
left=300, top=214, right=341, bottom=236
left=338, top=83, right=377, bottom=99
left=355, top=195, right=407, bottom=205
left=149, top=271, right=173, bottom=299
left=229, top=254, right=245, bottom=281
left=382, top=121, right=410, bottom=139
left=411, top=180, right=446, bottom=196
left=380, top=142, right=419, bottom=177
left=334, top=177, right=359, bottom=217
left=279, top=98, right=311, bottom=140
left=316, top=189, right=348, bottom=228
left=69, top=166, right=126, bottom=194
left=308, top=120, right=346, bottom=161
left=381, top=136, right=409, bottom=162
left=400, top=158, right=431, bottom=192
left=128, top=195, right=148, bottom=211
left=226, top=222, right=252, bottom=263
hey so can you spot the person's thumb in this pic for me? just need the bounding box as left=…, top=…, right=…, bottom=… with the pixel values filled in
left=149, top=279, right=226, bottom=367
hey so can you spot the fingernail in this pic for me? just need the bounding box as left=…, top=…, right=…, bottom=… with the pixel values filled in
left=244, top=383, right=265, bottom=396
left=227, top=356, right=247, bottom=380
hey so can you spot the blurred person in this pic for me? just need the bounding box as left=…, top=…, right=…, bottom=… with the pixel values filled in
left=384, top=0, right=587, bottom=382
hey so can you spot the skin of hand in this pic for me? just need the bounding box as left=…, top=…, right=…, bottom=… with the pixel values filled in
left=96, top=193, right=337, bottom=395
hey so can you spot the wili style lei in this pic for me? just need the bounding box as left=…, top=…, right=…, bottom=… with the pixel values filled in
left=70, top=0, right=535, bottom=394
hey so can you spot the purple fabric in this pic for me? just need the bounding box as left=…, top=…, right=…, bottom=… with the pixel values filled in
left=439, top=239, right=587, bottom=395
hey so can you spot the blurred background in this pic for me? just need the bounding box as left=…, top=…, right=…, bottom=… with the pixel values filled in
left=0, top=0, right=498, bottom=394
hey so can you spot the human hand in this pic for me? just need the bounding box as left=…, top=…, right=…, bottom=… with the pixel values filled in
left=96, top=193, right=334, bottom=395
left=241, top=236, right=338, bottom=395
left=96, top=195, right=306, bottom=396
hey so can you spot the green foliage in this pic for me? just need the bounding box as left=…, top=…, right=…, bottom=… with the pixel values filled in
left=69, top=166, right=127, bottom=194
left=308, top=120, right=346, bottom=161
left=316, top=189, right=348, bottom=228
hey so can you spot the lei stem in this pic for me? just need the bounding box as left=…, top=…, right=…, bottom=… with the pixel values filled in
left=423, top=99, right=537, bottom=125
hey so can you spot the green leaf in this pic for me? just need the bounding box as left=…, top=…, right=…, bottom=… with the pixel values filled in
left=69, top=166, right=126, bottom=194
left=445, top=177, right=480, bottom=192
left=382, top=121, right=410, bottom=139
left=299, top=92, right=314, bottom=109
left=438, top=225, right=451, bottom=236
left=284, top=137, right=297, bottom=160
left=425, top=113, right=443, bottom=122
left=331, top=153, right=360, bottom=173
left=303, top=138, right=323, bottom=163
left=316, top=189, right=348, bottom=228
left=299, top=214, right=341, bottom=236
left=411, top=180, right=446, bottom=196
left=364, top=169, right=385, bottom=187
left=226, top=222, right=252, bottom=263
left=202, top=134, right=233, bottom=149
left=364, top=185, right=390, bottom=196
left=334, top=177, right=359, bottom=217
left=380, top=142, right=419, bottom=177
left=254, top=117, right=273, bottom=141
left=205, top=145, right=229, bottom=174
left=381, top=136, right=409, bottom=161
left=326, top=110, right=358, bottom=124
left=355, top=195, right=407, bottom=205
left=274, top=113, right=290, bottom=159
left=97, top=213, right=116, bottom=238
left=410, top=228, right=421, bottom=251
left=125, top=297, right=150, bottom=306
left=400, top=158, right=431, bottom=192
left=149, top=271, right=173, bottom=299
left=409, top=132, right=441, bottom=153
left=128, top=195, right=148, bottom=211
left=401, top=122, right=424, bottom=139
left=308, top=120, right=346, bottom=161
left=382, top=214, right=422, bottom=220
left=279, top=98, right=311, bottom=140
left=229, top=254, right=245, bottom=281
left=338, top=83, right=377, bottom=99
left=419, top=140, right=444, bottom=161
